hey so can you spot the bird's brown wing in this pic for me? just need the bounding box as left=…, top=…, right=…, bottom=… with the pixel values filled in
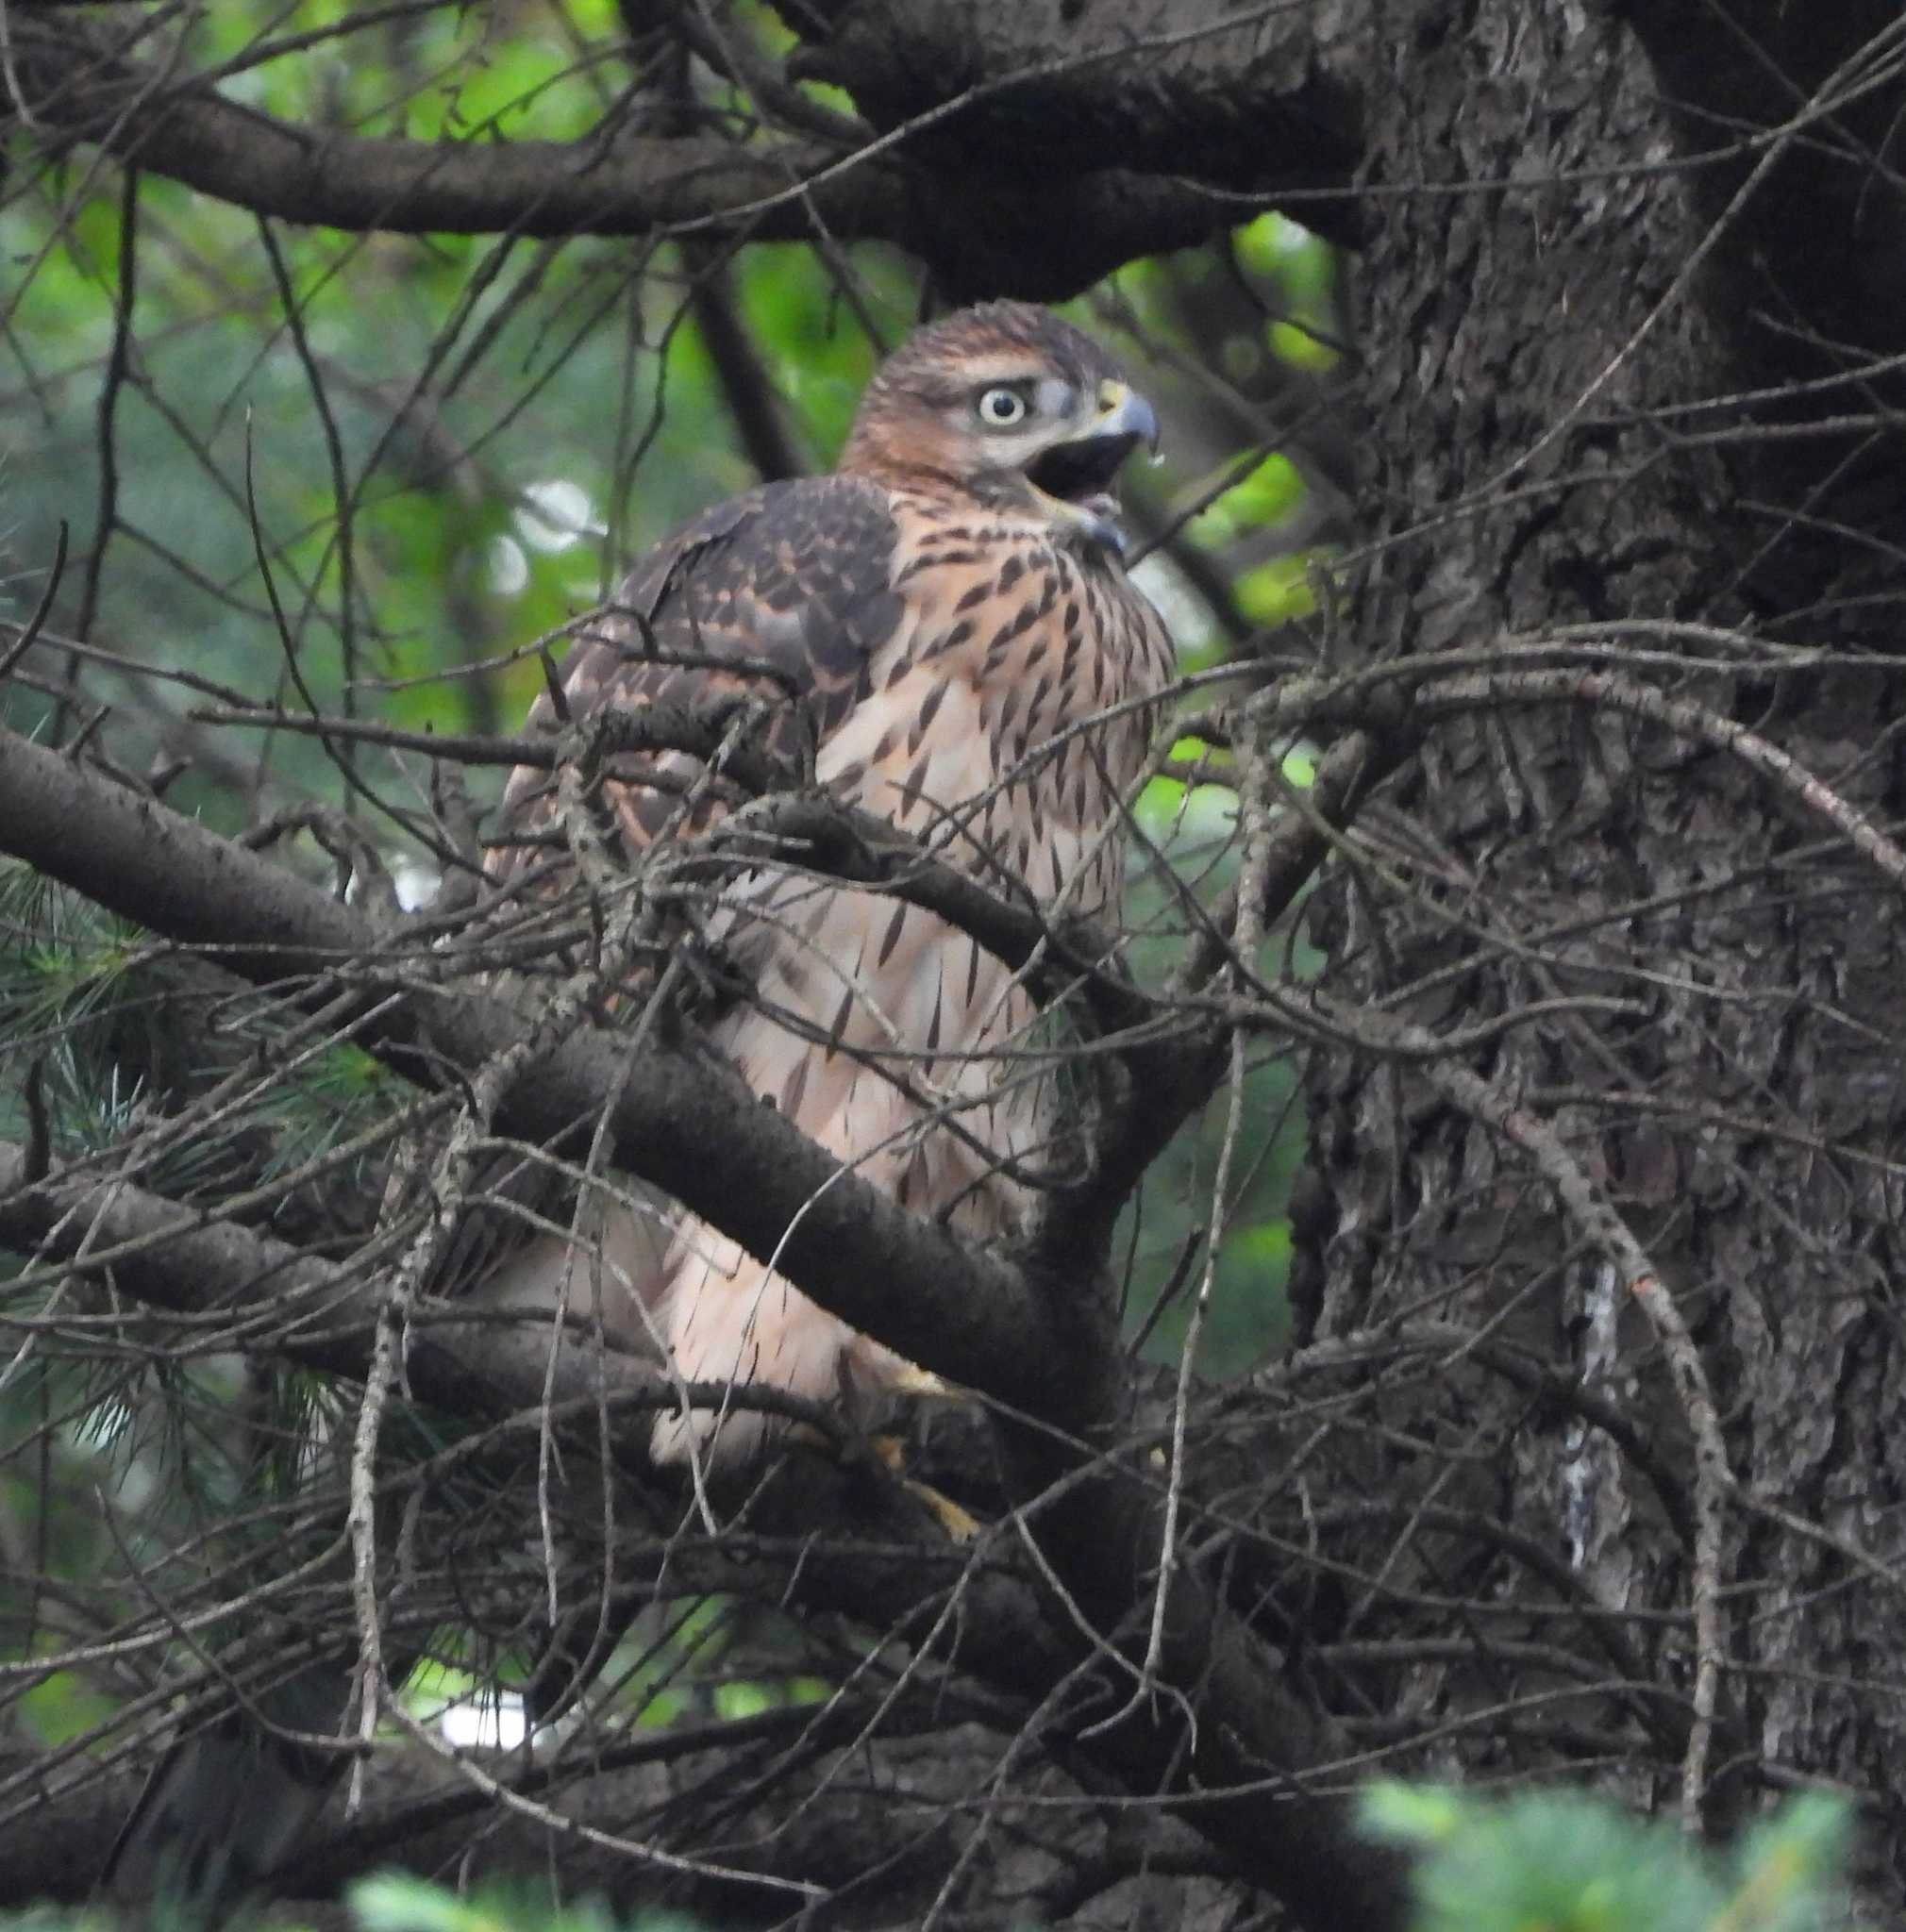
left=432, top=475, right=909, bottom=1306
left=491, top=474, right=906, bottom=878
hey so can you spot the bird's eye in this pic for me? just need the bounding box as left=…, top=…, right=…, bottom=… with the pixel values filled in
left=976, top=386, right=1029, bottom=428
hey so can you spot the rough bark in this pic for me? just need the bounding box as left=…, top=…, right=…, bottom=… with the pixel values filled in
left=1293, top=0, right=1906, bottom=1888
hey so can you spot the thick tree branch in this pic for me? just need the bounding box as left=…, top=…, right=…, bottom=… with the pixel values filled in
left=6, top=8, right=1361, bottom=298
left=7, top=1714, right=1075, bottom=1913
left=1627, top=2, right=1906, bottom=384
left=6, top=15, right=891, bottom=240
left=0, top=1131, right=1408, bottom=1929
left=0, top=1139, right=666, bottom=1415
left=0, top=724, right=1413, bottom=1932
left=1619, top=6, right=1906, bottom=569
left=188, top=698, right=1156, bottom=1023
left=787, top=0, right=1364, bottom=213
left=0, top=725, right=1094, bottom=1423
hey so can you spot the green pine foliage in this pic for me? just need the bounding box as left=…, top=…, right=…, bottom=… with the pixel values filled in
left=0, top=859, right=403, bottom=1658
left=0, top=861, right=399, bottom=1231
left=0, top=1786, right=1859, bottom=1931
left=1363, top=1784, right=1856, bottom=1932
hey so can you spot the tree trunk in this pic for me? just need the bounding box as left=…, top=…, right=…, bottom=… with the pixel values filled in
left=1296, top=0, right=1906, bottom=1878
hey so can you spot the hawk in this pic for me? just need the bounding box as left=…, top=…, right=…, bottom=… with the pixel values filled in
left=480, top=301, right=1175, bottom=1468
left=108, top=302, right=1172, bottom=1922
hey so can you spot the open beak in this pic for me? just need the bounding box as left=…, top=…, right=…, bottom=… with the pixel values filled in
left=1027, top=381, right=1162, bottom=504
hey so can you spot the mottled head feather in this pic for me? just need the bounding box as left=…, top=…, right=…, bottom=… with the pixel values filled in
left=837, top=302, right=1130, bottom=488
left=862, top=302, right=1115, bottom=404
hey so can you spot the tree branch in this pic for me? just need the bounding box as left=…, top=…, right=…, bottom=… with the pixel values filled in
left=8, top=15, right=896, bottom=242
left=0, top=1107, right=1410, bottom=1929
left=0, top=1138, right=693, bottom=1429
left=7, top=7, right=1361, bottom=298
left=0, top=722, right=1413, bottom=1932
left=787, top=0, right=1364, bottom=214
left=0, top=724, right=1090, bottom=1423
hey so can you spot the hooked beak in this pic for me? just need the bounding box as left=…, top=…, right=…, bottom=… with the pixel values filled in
left=1026, top=380, right=1162, bottom=506
left=1092, top=380, right=1162, bottom=459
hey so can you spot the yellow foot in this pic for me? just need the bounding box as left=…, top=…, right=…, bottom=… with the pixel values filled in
left=887, top=1361, right=961, bottom=1401
left=903, top=1476, right=983, bottom=1544
left=866, top=1435, right=983, bottom=1542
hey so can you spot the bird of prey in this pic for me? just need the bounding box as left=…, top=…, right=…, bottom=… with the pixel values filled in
left=477, top=299, right=1175, bottom=1469
left=108, top=302, right=1170, bottom=1920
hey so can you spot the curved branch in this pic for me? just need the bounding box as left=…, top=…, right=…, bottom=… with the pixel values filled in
left=788, top=0, right=1365, bottom=213
left=0, top=720, right=1415, bottom=1932
left=11, top=16, right=901, bottom=242
left=7, top=8, right=1358, bottom=298
left=0, top=1138, right=661, bottom=1417
left=0, top=724, right=1090, bottom=1422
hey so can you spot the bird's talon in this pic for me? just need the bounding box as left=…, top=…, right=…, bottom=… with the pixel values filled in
left=887, top=1361, right=959, bottom=1400
left=903, top=1477, right=983, bottom=1544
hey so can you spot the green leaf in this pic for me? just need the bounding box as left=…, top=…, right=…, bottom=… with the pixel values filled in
left=347, top=1874, right=707, bottom=1932
left=1269, top=317, right=1338, bottom=372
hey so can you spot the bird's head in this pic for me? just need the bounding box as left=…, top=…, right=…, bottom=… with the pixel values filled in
left=837, top=301, right=1161, bottom=557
